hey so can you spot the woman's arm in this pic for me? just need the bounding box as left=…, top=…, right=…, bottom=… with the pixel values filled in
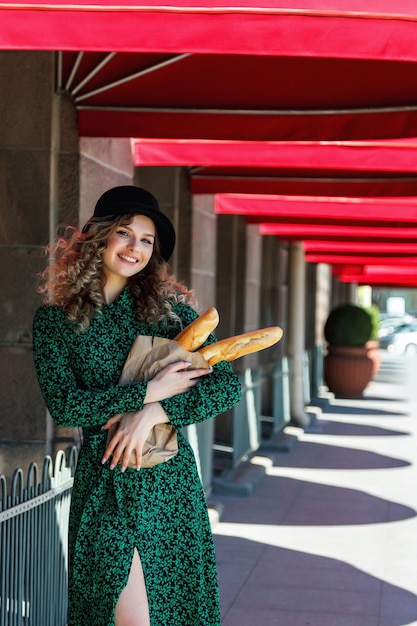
left=155, top=301, right=242, bottom=428
left=160, top=359, right=242, bottom=429
left=32, top=306, right=149, bottom=428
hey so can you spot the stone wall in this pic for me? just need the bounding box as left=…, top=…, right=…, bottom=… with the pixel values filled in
left=0, top=51, right=79, bottom=480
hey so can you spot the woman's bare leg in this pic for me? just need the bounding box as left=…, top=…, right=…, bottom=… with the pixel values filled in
left=114, top=548, right=150, bottom=626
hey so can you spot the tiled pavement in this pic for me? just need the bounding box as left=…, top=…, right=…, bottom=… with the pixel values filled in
left=212, top=352, right=417, bottom=626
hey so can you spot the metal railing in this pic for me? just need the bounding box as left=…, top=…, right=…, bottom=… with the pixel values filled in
left=0, top=447, right=77, bottom=626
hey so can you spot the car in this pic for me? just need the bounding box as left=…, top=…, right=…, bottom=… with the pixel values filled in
left=378, top=315, right=415, bottom=338
left=379, top=322, right=417, bottom=355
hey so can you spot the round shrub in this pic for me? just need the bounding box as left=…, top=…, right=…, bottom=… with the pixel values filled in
left=324, top=303, right=374, bottom=347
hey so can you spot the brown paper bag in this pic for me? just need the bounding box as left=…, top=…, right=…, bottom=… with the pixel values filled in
left=107, top=337, right=209, bottom=468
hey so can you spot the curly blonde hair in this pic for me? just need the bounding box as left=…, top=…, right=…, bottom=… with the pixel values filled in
left=38, top=214, right=196, bottom=330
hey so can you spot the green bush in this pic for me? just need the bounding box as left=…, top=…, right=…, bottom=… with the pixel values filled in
left=367, top=304, right=380, bottom=341
left=324, top=303, right=379, bottom=347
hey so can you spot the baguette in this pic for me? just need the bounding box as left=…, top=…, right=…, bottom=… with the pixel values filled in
left=198, top=326, right=283, bottom=366
left=174, top=307, right=219, bottom=351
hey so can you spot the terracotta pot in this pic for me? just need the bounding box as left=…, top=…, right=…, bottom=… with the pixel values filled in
left=324, top=341, right=380, bottom=398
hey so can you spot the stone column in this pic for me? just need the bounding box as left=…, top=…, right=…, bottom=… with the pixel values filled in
left=213, top=214, right=247, bottom=468
left=134, top=166, right=192, bottom=286
left=287, top=242, right=310, bottom=427
left=188, top=193, right=217, bottom=492
left=215, top=214, right=246, bottom=338
left=80, top=138, right=134, bottom=224
left=259, top=236, right=290, bottom=435
left=0, top=51, right=80, bottom=480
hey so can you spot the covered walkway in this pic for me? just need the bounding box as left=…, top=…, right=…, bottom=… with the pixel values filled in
left=213, top=352, right=417, bottom=625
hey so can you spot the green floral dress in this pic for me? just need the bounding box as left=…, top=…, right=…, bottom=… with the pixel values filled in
left=32, top=287, right=241, bottom=626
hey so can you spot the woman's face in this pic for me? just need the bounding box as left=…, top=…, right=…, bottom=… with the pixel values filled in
left=102, top=214, right=156, bottom=288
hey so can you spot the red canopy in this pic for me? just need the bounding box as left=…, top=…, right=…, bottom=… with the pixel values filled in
left=3, top=1, right=417, bottom=57
left=303, top=241, right=417, bottom=254
left=216, top=192, right=417, bottom=285
left=335, top=265, right=417, bottom=287
left=259, top=223, right=417, bottom=242
left=134, top=138, right=417, bottom=171
left=1, top=4, right=417, bottom=142
left=3, top=1, right=417, bottom=285
left=215, top=193, right=417, bottom=223
left=134, top=138, right=417, bottom=199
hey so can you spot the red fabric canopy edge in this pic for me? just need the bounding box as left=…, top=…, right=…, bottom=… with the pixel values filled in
left=303, top=241, right=417, bottom=253
left=335, top=264, right=417, bottom=286
left=2, top=4, right=417, bottom=57
left=259, top=223, right=417, bottom=241
left=215, top=193, right=417, bottom=222
left=134, top=138, right=417, bottom=171
left=306, top=254, right=417, bottom=264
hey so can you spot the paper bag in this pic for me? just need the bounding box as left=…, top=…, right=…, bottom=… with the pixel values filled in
left=107, top=337, right=209, bottom=468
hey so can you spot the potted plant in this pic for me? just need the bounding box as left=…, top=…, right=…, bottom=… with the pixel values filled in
left=323, top=303, right=380, bottom=398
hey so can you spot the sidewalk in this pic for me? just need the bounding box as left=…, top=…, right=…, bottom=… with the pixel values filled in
left=212, top=352, right=417, bottom=626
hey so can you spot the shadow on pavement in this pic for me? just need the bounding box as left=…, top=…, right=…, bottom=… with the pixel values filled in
left=216, top=475, right=416, bottom=526
left=363, top=396, right=409, bottom=403
left=215, top=536, right=417, bottom=626
left=272, top=440, right=410, bottom=469
left=313, top=402, right=408, bottom=417
left=318, top=420, right=409, bottom=436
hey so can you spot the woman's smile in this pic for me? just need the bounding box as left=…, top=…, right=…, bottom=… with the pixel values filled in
left=118, top=253, right=139, bottom=264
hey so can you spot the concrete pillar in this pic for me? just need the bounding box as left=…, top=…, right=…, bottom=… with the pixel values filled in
left=260, top=235, right=288, bottom=358
left=0, top=51, right=79, bottom=480
left=80, top=138, right=134, bottom=224
left=134, top=166, right=192, bottom=286
left=215, top=214, right=246, bottom=339
left=287, top=242, right=310, bottom=427
left=189, top=193, right=217, bottom=492
left=214, top=214, right=247, bottom=467
left=259, top=236, right=290, bottom=435
left=189, top=194, right=217, bottom=315
left=311, top=263, right=332, bottom=394
left=240, top=224, right=263, bottom=452
left=214, top=217, right=267, bottom=470
left=331, top=274, right=357, bottom=308
left=242, top=224, right=262, bottom=364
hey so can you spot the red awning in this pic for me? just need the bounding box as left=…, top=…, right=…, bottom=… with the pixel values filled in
left=259, top=223, right=417, bottom=242
left=71, top=52, right=417, bottom=141
left=303, top=241, right=417, bottom=254
left=215, top=193, right=417, bottom=223
left=135, top=138, right=417, bottom=198
left=306, top=254, right=417, bottom=264
left=3, top=2, right=417, bottom=57
left=3, top=1, right=417, bottom=286
left=335, top=264, right=417, bottom=287
left=134, top=138, right=417, bottom=171
left=3, top=5, right=417, bottom=141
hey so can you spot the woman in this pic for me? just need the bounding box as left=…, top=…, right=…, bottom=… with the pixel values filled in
left=32, top=185, right=242, bottom=626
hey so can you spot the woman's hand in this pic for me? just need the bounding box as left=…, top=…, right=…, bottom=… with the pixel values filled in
left=144, top=360, right=212, bottom=404
left=101, top=403, right=169, bottom=471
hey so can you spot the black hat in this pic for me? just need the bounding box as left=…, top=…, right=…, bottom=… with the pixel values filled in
left=91, top=185, right=176, bottom=261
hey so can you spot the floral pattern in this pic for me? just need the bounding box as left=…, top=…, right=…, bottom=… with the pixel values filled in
left=32, top=287, right=242, bottom=626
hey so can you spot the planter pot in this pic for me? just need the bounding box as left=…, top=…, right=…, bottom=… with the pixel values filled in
left=324, top=341, right=381, bottom=399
